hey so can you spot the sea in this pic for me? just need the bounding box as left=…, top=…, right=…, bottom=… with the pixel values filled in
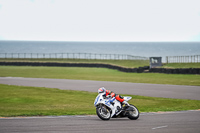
left=0, top=41, right=200, bottom=62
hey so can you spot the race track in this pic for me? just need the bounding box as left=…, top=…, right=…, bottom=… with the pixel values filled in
left=1, top=110, right=200, bottom=133
left=0, top=77, right=200, bottom=132
left=0, top=77, right=200, bottom=100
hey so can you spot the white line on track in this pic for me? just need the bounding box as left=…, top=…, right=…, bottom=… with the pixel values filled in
left=152, top=125, right=168, bottom=130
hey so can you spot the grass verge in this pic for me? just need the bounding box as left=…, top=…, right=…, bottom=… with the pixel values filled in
left=162, top=63, right=200, bottom=68
left=0, top=84, right=200, bottom=117
left=0, top=66, right=200, bottom=86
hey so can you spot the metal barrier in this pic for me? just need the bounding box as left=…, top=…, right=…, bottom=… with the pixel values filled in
left=166, top=55, right=200, bottom=63
left=0, top=53, right=149, bottom=60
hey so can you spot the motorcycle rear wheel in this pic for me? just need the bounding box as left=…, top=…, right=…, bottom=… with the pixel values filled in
left=96, top=106, right=111, bottom=120
left=127, top=104, right=139, bottom=120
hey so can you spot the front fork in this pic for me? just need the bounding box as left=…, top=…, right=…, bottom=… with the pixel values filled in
left=99, top=104, right=111, bottom=114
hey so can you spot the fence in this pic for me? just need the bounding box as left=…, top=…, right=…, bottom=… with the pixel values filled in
left=0, top=53, right=149, bottom=60
left=166, top=55, right=200, bottom=63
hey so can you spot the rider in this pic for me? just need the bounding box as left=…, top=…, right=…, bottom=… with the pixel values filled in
left=98, top=87, right=128, bottom=105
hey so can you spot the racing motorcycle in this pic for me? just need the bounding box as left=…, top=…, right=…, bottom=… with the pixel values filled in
left=94, top=91, right=139, bottom=120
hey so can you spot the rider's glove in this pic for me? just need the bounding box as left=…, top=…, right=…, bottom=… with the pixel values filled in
left=106, top=95, right=112, bottom=98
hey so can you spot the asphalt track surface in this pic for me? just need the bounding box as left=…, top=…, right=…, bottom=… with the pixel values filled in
left=1, top=110, right=200, bottom=133
left=0, top=77, right=200, bottom=100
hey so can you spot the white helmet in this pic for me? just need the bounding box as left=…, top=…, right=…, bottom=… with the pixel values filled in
left=98, top=87, right=106, bottom=94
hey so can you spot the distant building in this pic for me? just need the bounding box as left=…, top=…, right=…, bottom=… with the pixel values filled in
left=149, top=57, right=162, bottom=68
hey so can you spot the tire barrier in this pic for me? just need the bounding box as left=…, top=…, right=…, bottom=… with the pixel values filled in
left=0, top=62, right=199, bottom=74
left=0, top=62, right=149, bottom=73
left=149, top=68, right=200, bottom=74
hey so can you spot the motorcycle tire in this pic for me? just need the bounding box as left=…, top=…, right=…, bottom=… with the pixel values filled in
left=96, top=106, right=111, bottom=120
left=127, top=104, right=139, bottom=120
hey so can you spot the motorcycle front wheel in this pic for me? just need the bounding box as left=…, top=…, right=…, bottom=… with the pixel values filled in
left=96, top=105, right=111, bottom=120
left=127, top=104, right=139, bottom=120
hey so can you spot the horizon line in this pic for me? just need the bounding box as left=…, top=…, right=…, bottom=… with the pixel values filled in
left=0, top=40, right=200, bottom=43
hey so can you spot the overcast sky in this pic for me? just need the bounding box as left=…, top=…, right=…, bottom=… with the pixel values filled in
left=0, top=0, right=200, bottom=42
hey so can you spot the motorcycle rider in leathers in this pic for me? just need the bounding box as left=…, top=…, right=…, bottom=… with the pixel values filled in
left=98, top=87, right=128, bottom=105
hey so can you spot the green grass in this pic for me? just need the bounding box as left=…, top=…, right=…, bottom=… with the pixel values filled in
left=0, top=66, right=200, bottom=86
left=0, top=58, right=149, bottom=68
left=0, top=84, right=199, bottom=117
left=162, top=63, right=200, bottom=68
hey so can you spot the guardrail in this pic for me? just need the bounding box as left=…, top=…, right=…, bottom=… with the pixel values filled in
left=166, top=55, right=200, bottom=63
left=0, top=53, right=149, bottom=60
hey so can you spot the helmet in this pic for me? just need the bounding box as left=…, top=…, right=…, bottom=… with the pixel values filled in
left=98, top=87, right=106, bottom=94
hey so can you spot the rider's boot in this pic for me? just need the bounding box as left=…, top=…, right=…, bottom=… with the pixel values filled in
left=121, top=101, right=129, bottom=110
left=122, top=101, right=129, bottom=106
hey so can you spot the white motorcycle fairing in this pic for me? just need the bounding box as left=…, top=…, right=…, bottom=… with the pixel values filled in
left=94, top=93, right=132, bottom=117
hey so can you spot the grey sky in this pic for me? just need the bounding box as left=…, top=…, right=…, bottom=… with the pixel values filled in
left=0, top=0, right=200, bottom=42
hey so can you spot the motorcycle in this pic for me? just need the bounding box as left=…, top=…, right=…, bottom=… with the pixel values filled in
left=94, top=92, right=139, bottom=120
